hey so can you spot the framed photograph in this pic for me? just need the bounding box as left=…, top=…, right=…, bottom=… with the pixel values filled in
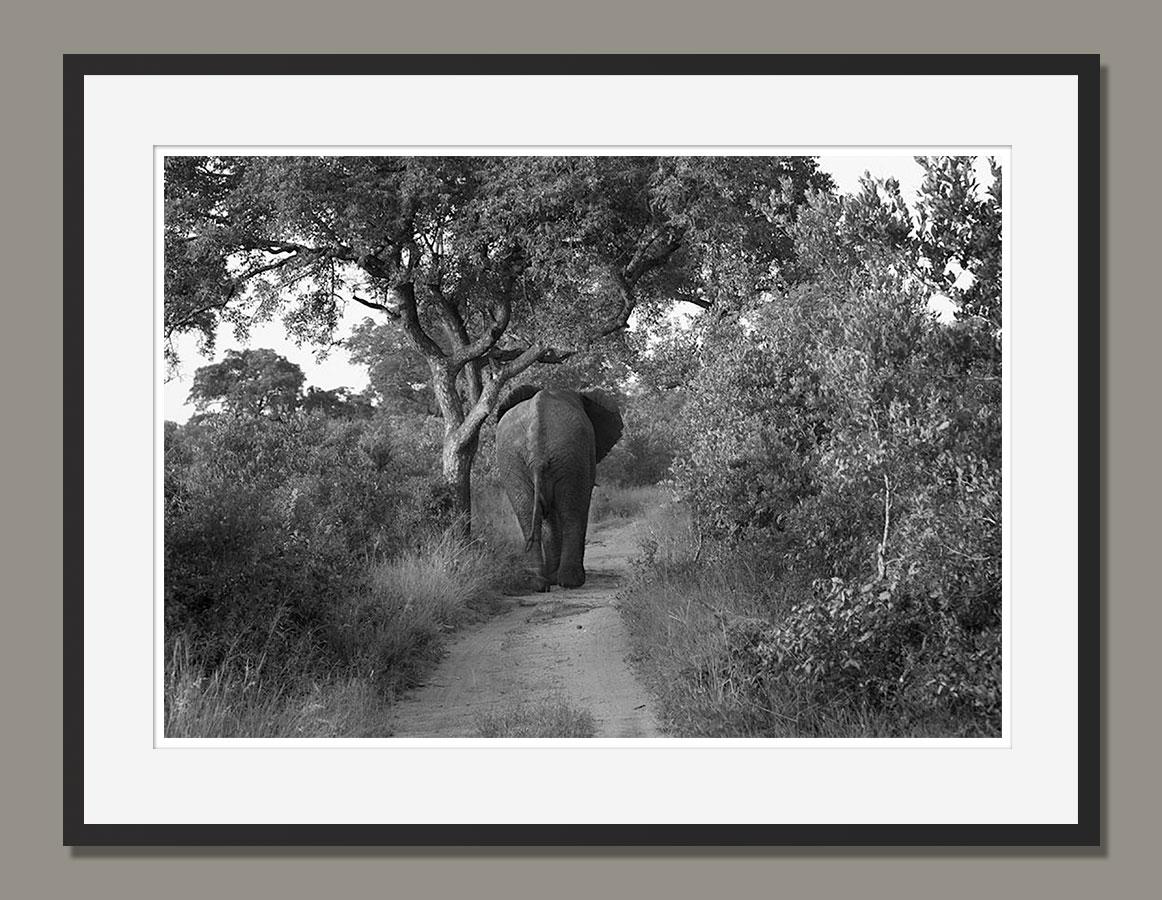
left=64, top=54, right=1099, bottom=845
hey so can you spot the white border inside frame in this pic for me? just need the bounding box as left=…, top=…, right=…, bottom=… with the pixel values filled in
left=85, top=73, right=1076, bottom=826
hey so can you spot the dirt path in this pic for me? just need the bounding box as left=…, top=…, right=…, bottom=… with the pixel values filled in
left=388, top=517, right=660, bottom=738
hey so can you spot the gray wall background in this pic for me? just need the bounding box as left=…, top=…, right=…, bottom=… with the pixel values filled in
left=0, top=2, right=1149, bottom=894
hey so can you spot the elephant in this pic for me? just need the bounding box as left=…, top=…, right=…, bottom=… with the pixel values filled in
left=495, top=385, right=623, bottom=591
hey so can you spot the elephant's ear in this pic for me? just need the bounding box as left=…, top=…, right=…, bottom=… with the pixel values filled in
left=497, top=384, right=541, bottom=422
left=581, top=392, right=624, bottom=463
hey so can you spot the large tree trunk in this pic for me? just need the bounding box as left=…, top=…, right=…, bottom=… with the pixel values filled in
left=441, top=434, right=477, bottom=541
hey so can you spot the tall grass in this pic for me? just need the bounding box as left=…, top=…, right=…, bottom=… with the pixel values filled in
left=165, top=639, right=396, bottom=738
left=165, top=531, right=523, bottom=738
left=328, top=532, right=519, bottom=691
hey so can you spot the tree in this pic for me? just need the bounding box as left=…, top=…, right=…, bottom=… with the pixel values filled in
left=345, top=318, right=437, bottom=416
left=301, top=386, right=376, bottom=420
left=165, top=156, right=831, bottom=533
left=914, top=157, right=1002, bottom=327
left=188, top=348, right=305, bottom=418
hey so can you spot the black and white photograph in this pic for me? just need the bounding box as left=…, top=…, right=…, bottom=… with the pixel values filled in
left=162, top=152, right=1004, bottom=740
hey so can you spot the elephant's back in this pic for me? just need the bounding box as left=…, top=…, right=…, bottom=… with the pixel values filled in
left=497, top=390, right=594, bottom=466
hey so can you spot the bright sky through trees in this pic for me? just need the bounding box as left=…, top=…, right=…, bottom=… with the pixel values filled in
left=163, top=155, right=997, bottom=423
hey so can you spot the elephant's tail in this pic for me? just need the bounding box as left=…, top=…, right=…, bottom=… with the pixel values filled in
left=525, top=464, right=546, bottom=553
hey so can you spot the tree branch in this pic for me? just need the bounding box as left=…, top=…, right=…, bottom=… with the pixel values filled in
left=587, top=226, right=688, bottom=338
left=393, top=282, right=446, bottom=360
left=451, top=293, right=513, bottom=370
left=351, top=294, right=399, bottom=317
left=487, top=345, right=575, bottom=365
left=450, top=341, right=549, bottom=450
left=427, top=278, right=471, bottom=349
left=623, top=227, right=685, bottom=285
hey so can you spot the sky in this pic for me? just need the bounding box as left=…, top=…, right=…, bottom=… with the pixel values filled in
left=163, top=155, right=996, bottom=423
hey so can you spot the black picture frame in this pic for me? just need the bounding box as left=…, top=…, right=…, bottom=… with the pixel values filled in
left=63, top=52, right=1100, bottom=847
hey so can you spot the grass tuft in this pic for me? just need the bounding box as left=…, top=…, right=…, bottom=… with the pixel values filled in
left=475, top=698, right=597, bottom=738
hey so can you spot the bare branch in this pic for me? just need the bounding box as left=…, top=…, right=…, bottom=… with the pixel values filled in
left=488, top=345, right=575, bottom=365
left=351, top=294, right=399, bottom=317
left=876, top=473, right=892, bottom=581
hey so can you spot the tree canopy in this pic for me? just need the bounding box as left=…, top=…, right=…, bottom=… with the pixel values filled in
left=165, top=155, right=833, bottom=521
left=188, top=348, right=305, bottom=418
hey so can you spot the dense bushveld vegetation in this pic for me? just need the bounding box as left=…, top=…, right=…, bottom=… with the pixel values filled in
left=623, top=159, right=1002, bottom=737
left=164, top=365, right=527, bottom=736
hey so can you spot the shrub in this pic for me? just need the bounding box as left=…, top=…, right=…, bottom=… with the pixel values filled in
left=164, top=409, right=445, bottom=671
left=641, top=168, right=1002, bottom=735
left=727, top=577, right=1000, bottom=734
left=596, top=394, right=680, bottom=487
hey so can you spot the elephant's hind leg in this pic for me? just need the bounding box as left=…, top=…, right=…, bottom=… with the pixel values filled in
left=555, top=511, right=589, bottom=589
left=504, top=480, right=550, bottom=592
left=541, top=511, right=563, bottom=586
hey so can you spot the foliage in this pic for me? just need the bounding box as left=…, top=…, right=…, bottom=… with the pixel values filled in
left=596, top=384, right=682, bottom=487
left=345, top=317, right=436, bottom=416
left=164, top=407, right=441, bottom=670
left=164, top=397, right=524, bottom=737
left=915, top=156, right=1003, bottom=326
left=302, top=386, right=376, bottom=420
left=727, top=576, right=1000, bottom=733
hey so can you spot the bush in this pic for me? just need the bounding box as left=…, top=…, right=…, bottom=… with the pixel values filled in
left=596, top=392, right=680, bottom=487
left=643, top=170, right=1002, bottom=736
left=727, top=577, right=1000, bottom=735
left=164, top=409, right=446, bottom=672
left=623, top=501, right=998, bottom=737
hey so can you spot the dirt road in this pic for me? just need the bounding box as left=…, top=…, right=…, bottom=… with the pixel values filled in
left=388, top=517, right=660, bottom=738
